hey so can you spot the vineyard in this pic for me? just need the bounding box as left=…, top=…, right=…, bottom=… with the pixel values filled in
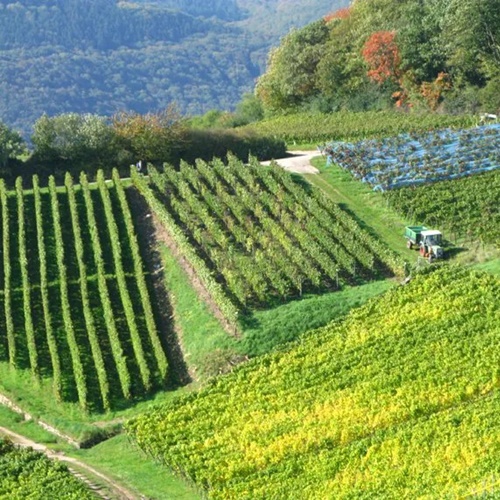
left=242, top=111, right=474, bottom=144
left=131, top=157, right=402, bottom=318
left=385, top=169, right=500, bottom=246
left=326, top=124, right=500, bottom=191
left=0, top=439, right=94, bottom=498
left=0, top=170, right=168, bottom=412
left=127, top=266, right=500, bottom=499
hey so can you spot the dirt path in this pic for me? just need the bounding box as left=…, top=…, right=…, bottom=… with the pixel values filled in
left=0, top=426, right=138, bottom=500
left=261, top=150, right=322, bottom=174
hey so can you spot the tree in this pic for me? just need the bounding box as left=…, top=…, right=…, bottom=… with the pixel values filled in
left=0, top=121, right=25, bottom=168
left=441, top=0, right=500, bottom=86
left=31, top=113, right=118, bottom=168
left=234, top=93, right=263, bottom=125
left=398, top=1, right=447, bottom=84
left=112, top=105, right=187, bottom=166
left=316, top=11, right=369, bottom=109
left=362, top=31, right=401, bottom=84
left=255, top=20, right=330, bottom=113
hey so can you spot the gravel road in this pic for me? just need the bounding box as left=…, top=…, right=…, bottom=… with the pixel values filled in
left=261, top=150, right=322, bottom=174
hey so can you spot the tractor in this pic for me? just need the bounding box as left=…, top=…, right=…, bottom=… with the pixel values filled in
left=405, top=226, right=444, bottom=263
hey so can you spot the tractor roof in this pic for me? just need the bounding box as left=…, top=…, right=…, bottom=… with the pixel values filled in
left=421, top=230, right=442, bottom=237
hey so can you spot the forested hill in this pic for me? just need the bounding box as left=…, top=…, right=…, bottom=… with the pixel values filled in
left=255, top=0, right=500, bottom=115
left=0, top=0, right=347, bottom=136
left=0, top=0, right=230, bottom=49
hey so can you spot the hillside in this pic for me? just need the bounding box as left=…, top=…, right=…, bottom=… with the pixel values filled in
left=127, top=266, right=500, bottom=498
left=255, top=0, right=500, bottom=115
left=0, top=111, right=498, bottom=498
left=0, top=0, right=348, bottom=136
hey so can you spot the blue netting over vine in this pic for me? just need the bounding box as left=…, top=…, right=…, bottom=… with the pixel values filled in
left=325, top=123, right=500, bottom=191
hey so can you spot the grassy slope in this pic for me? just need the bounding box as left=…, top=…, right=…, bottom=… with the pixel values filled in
left=160, top=241, right=394, bottom=374
left=0, top=405, right=59, bottom=444
left=474, top=258, right=500, bottom=275
left=241, top=279, right=393, bottom=357
left=71, top=434, right=201, bottom=500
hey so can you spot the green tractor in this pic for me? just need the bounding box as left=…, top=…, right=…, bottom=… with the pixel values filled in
left=405, top=226, right=444, bottom=263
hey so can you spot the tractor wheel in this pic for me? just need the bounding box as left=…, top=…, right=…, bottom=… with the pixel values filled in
left=428, top=255, right=433, bottom=264
left=420, top=246, right=425, bottom=256
left=407, top=240, right=413, bottom=249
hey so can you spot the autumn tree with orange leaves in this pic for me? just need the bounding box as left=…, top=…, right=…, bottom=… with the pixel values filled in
left=324, top=7, right=351, bottom=23
left=362, top=31, right=401, bottom=85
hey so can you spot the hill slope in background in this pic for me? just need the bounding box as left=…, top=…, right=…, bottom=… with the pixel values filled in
left=0, top=0, right=348, bottom=136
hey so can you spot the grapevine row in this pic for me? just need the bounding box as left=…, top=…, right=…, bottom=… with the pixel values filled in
left=0, top=180, right=15, bottom=365
left=112, top=168, right=169, bottom=382
left=48, top=176, right=88, bottom=411
left=16, top=177, right=39, bottom=379
left=65, top=173, right=111, bottom=410
left=97, top=170, right=151, bottom=391
left=79, top=172, right=132, bottom=400
left=33, top=175, right=63, bottom=400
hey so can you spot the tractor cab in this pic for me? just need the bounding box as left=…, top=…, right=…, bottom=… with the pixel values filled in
left=420, top=230, right=444, bottom=261
left=421, top=230, right=442, bottom=246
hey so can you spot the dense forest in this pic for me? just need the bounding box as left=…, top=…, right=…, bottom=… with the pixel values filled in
left=0, top=0, right=347, bottom=136
left=256, top=0, right=500, bottom=114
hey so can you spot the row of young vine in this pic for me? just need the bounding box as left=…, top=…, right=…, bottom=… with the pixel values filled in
left=0, top=172, right=168, bottom=412
left=133, top=157, right=401, bottom=316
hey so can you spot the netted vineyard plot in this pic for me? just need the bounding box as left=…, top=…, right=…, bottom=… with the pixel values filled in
left=133, top=158, right=401, bottom=315
left=0, top=172, right=168, bottom=412
left=326, top=124, right=500, bottom=191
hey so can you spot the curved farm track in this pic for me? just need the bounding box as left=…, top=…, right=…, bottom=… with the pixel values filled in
left=0, top=426, right=137, bottom=500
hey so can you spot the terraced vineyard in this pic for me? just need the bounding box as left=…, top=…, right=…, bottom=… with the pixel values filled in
left=385, top=169, right=500, bottom=246
left=0, top=170, right=168, bottom=412
left=127, top=266, right=500, bottom=499
left=132, top=157, right=401, bottom=319
left=0, top=439, right=95, bottom=498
